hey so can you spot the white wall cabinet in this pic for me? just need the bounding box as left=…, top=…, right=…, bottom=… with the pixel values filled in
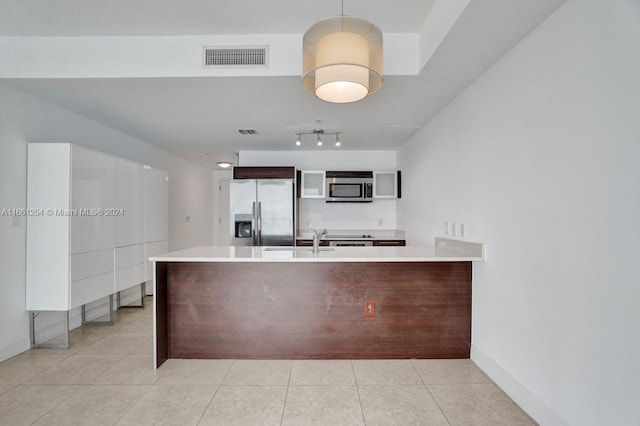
left=69, top=147, right=116, bottom=254
left=27, top=144, right=117, bottom=311
left=373, top=171, right=400, bottom=198
left=144, top=167, right=169, bottom=295
left=114, top=159, right=147, bottom=294
left=26, top=144, right=168, bottom=313
left=114, top=244, right=146, bottom=293
left=115, top=159, right=146, bottom=247
left=299, top=170, right=325, bottom=198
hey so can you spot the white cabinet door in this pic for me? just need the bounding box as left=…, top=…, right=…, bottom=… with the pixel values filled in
left=69, top=146, right=116, bottom=254
left=115, top=159, right=146, bottom=247
left=373, top=171, right=398, bottom=198
left=26, top=144, right=72, bottom=311
left=300, top=170, right=326, bottom=198
left=146, top=167, right=169, bottom=243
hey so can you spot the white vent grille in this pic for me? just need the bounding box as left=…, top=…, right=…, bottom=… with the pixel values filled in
left=203, top=47, right=268, bottom=68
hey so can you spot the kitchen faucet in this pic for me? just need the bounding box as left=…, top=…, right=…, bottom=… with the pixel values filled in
left=311, top=228, right=327, bottom=253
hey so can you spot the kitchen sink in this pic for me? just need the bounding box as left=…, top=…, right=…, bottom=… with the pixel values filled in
left=262, top=247, right=335, bottom=252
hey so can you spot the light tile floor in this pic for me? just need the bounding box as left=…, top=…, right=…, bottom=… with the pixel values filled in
left=0, top=297, right=536, bottom=425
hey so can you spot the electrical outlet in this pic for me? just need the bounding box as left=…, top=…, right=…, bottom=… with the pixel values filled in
left=364, top=300, right=375, bottom=317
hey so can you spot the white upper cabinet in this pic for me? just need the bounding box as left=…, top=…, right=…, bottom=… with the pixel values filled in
left=373, top=171, right=399, bottom=198
left=300, top=170, right=325, bottom=198
left=146, top=166, right=169, bottom=243
left=115, top=159, right=146, bottom=247
left=70, top=146, right=116, bottom=254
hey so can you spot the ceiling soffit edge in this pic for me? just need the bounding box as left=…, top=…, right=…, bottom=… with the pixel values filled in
left=0, top=33, right=428, bottom=78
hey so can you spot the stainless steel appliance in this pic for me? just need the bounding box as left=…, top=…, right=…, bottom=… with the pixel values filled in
left=230, top=179, right=295, bottom=246
left=325, top=171, right=373, bottom=203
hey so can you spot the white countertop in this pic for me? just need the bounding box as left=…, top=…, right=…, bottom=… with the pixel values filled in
left=150, top=238, right=485, bottom=263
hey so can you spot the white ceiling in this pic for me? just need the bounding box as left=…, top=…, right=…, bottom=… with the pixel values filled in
left=0, top=0, right=435, bottom=35
left=1, top=0, right=566, bottom=169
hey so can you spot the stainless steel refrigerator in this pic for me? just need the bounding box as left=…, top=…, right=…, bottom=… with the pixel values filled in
left=229, top=179, right=295, bottom=246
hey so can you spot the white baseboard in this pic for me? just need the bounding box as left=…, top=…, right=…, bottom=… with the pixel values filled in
left=471, top=344, right=567, bottom=426
left=0, top=337, right=30, bottom=362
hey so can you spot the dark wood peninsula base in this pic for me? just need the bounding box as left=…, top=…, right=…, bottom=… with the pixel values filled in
left=154, top=261, right=471, bottom=368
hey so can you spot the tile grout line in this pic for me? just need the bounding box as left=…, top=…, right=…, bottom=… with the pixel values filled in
left=194, top=359, right=235, bottom=425
left=26, top=382, right=85, bottom=425
left=18, top=351, right=76, bottom=384
left=410, top=359, right=452, bottom=426
left=112, top=384, right=154, bottom=425
left=278, top=359, right=294, bottom=426
left=194, top=384, right=220, bottom=425
left=350, top=359, right=368, bottom=425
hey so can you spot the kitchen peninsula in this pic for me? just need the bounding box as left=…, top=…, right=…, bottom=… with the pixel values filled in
left=151, top=239, right=484, bottom=368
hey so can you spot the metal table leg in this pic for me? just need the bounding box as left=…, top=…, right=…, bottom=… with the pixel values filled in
left=30, top=311, right=69, bottom=349
left=82, top=294, right=115, bottom=326
left=117, top=282, right=146, bottom=309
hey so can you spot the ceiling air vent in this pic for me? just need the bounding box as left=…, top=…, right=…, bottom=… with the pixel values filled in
left=237, top=129, right=257, bottom=135
left=203, top=46, right=268, bottom=68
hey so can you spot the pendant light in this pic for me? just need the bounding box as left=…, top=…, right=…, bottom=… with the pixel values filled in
left=302, top=1, right=383, bottom=103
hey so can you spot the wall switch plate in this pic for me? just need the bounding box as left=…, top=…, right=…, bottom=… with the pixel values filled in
left=364, top=300, right=375, bottom=317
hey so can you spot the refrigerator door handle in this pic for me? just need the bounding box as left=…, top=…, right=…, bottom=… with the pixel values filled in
left=257, top=201, right=262, bottom=246
left=251, top=201, right=257, bottom=245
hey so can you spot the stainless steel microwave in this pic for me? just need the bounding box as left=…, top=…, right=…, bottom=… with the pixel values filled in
left=325, top=171, right=373, bottom=203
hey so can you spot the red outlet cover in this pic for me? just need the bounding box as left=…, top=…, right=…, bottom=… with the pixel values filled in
left=364, top=300, right=375, bottom=317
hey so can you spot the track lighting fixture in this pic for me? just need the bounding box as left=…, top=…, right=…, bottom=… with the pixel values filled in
left=294, top=129, right=342, bottom=148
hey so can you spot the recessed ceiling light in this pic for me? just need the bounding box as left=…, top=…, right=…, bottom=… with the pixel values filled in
left=217, top=162, right=232, bottom=168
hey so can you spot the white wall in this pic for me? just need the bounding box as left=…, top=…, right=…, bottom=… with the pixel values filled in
left=239, top=150, right=398, bottom=231
left=239, top=150, right=396, bottom=170
left=0, top=81, right=212, bottom=361
left=397, top=0, right=640, bottom=424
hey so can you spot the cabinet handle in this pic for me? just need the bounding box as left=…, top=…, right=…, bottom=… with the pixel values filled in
left=374, top=240, right=405, bottom=246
